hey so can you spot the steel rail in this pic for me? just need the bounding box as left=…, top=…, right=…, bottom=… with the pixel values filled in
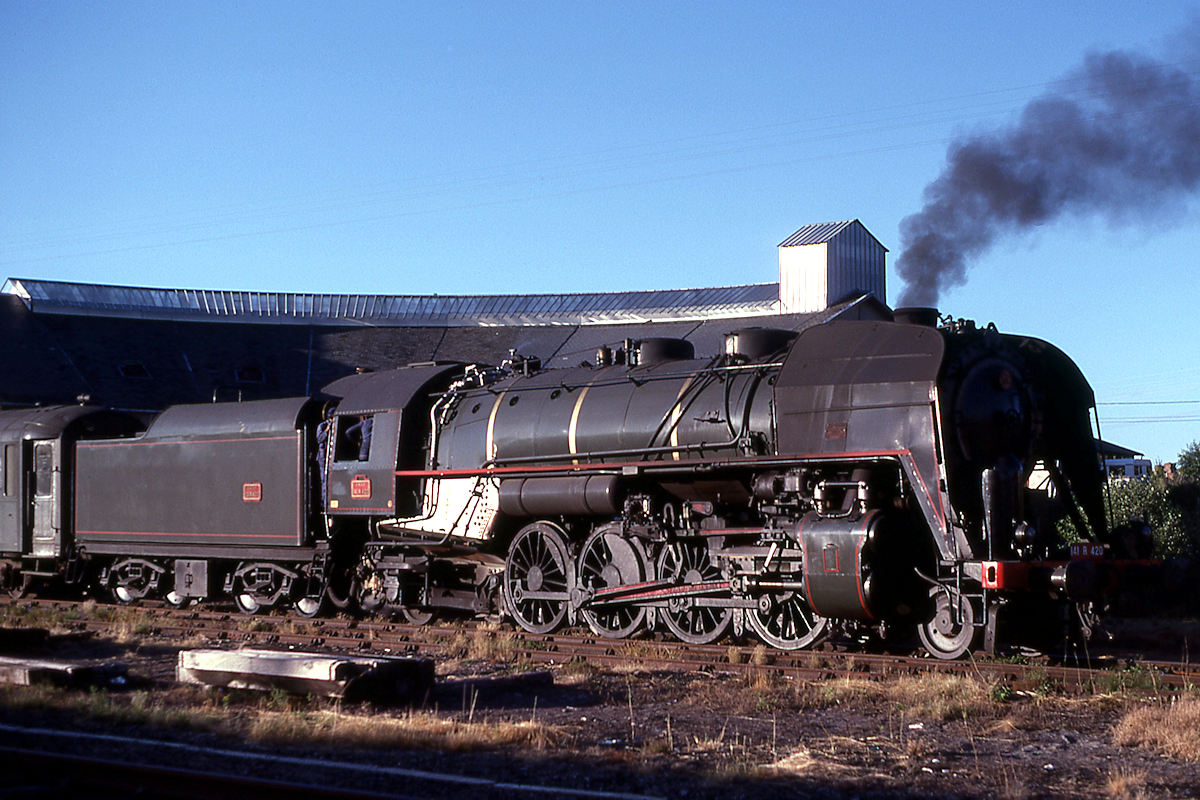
left=5, top=596, right=1199, bottom=694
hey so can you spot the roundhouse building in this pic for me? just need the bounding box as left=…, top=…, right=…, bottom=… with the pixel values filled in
left=1, top=220, right=890, bottom=412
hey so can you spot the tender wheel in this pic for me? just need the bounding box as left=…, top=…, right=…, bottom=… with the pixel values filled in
left=293, top=595, right=324, bottom=618
left=577, top=524, right=650, bottom=639
left=746, top=590, right=827, bottom=650
left=113, top=584, right=142, bottom=605
left=108, top=559, right=161, bottom=605
left=164, top=590, right=190, bottom=609
left=234, top=592, right=262, bottom=615
left=503, top=522, right=571, bottom=634
left=232, top=562, right=290, bottom=615
left=657, top=541, right=732, bottom=644
left=917, top=586, right=978, bottom=659
left=397, top=606, right=436, bottom=626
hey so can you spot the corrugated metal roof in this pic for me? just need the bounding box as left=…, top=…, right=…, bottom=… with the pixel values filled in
left=1, top=278, right=782, bottom=327
left=777, top=219, right=887, bottom=251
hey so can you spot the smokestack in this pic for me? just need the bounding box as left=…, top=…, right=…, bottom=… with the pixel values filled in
left=896, top=37, right=1200, bottom=307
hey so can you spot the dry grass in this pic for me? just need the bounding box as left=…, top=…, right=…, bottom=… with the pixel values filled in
left=886, top=673, right=997, bottom=721
left=761, top=747, right=856, bottom=777
left=1113, top=695, right=1200, bottom=761
left=466, top=621, right=519, bottom=661
left=798, top=675, right=875, bottom=707
left=247, top=708, right=565, bottom=751
left=787, top=671, right=998, bottom=721
left=557, top=657, right=599, bottom=683
left=0, top=680, right=565, bottom=753
left=0, top=683, right=219, bottom=731
left=1105, top=767, right=1149, bottom=799
left=0, top=598, right=93, bottom=634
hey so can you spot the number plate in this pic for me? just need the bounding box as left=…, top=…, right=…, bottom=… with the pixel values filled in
left=350, top=475, right=372, bottom=500
left=1070, top=542, right=1105, bottom=559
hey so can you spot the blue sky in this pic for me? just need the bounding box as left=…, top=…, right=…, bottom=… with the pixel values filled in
left=2, top=1, right=1197, bottom=462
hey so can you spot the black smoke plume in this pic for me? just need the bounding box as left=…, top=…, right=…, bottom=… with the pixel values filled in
left=896, top=44, right=1200, bottom=307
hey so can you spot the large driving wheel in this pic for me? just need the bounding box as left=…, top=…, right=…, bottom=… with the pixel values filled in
left=577, top=524, right=650, bottom=639
left=657, top=541, right=732, bottom=644
left=746, top=589, right=827, bottom=650
left=917, top=586, right=978, bottom=659
left=503, top=522, right=572, bottom=634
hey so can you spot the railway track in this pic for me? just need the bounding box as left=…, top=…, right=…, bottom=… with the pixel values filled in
left=4, top=596, right=1197, bottom=695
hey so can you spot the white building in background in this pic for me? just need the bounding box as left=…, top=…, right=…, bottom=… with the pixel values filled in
left=778, top=219, right=888, bottom=314
left=1098, top=440, right=1153, bottom=480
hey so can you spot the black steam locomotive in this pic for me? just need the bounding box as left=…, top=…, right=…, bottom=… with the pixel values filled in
left=0, top=313, right=1152, bottom=658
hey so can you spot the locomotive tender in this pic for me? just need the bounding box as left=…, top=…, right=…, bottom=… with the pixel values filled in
left=0, top=312, right=1149, bottom=658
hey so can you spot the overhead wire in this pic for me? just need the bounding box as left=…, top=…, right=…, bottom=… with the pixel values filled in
left=5, top=59, right=1198, bottom=265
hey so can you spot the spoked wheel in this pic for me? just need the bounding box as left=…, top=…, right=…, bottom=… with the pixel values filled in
left=577, top=524, right=650, bottom=639
left=747, top=590, right=827, bottom=650
left=504, top=522, right=572, bottom=634
left=657, top=541, right=732, bottom=644
left=917, top=586, right=978, bottom=660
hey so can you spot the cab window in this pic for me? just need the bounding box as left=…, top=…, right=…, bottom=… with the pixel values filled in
left=335, top=416, right=374, bottom=462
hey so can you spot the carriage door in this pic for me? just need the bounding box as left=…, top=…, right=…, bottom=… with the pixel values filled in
left=30, top=441, right=61, bottom=558
left=0, top=442, right=21, bottom=553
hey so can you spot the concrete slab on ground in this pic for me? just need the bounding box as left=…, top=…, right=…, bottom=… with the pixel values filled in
left=0, top=655, right=126, bottom=688
left=176, top=647, right=434, bottom=702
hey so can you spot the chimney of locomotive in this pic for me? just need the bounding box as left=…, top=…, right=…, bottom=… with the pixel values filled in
left=893, top=307, right=940, bottom=327
left=777, top=220, right=887, bottom=313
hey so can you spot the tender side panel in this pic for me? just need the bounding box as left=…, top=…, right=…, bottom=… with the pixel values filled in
left=75, top=434, right=306, bottom=547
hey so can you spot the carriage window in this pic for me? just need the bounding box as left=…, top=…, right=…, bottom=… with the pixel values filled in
left=335, top=416, right=374, bottom=462
left=3, top=445, right=16, bottom=497
left=34, top=443, right=53, bottom=497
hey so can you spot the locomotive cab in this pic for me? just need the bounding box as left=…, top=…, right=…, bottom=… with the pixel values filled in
left=321, top=363, right=463, bottom=520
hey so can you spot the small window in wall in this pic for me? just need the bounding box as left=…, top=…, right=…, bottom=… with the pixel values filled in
left=33, top=443, right=53, bottom=497
left=235, top=365, right=265, bottom=385
left=334, top=416, right=373, bottom=462
left=3, top=444, right=17, bottom=497
left=118, top=362, right=152, bottom=380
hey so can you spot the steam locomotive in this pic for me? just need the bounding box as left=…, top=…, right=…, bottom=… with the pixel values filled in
left=0, top=312, right=1153, bottom=658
